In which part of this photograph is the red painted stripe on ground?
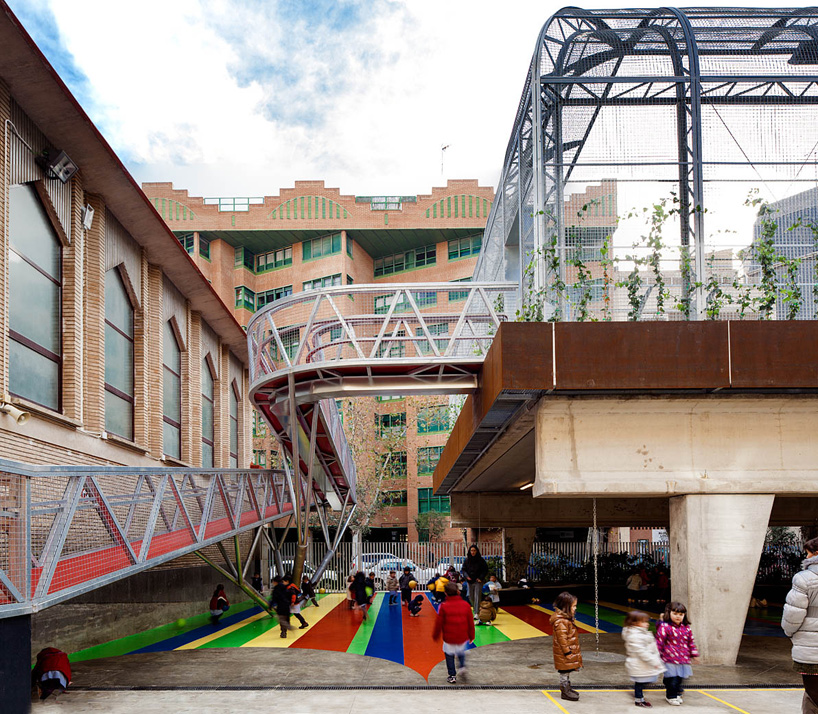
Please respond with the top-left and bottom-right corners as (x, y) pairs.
(501, 605), (554, 635)
(290, 598), (360, 652)
(401, 595), (446, 681)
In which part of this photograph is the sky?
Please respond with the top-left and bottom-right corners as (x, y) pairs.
(8, 0), (554, 198)
(9, 0), (790, 203)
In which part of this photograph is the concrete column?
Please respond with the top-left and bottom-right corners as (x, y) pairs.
(503, 527), (537, 583)
(669, 493), (773, 665)
(0, 614), (31, 713)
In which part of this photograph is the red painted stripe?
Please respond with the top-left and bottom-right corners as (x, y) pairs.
(290, 598), (359, 652)
(401, 595), (445, 681)
(501, 605), (554, 635)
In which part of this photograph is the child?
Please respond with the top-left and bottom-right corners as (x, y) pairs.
(301, 575), (319, 607)
(346, 574), (355, 609)
(483, 573), (501, 606)
(251, 572), (263, 593)
(31, 647), (71, 701)
(433, 575), (450, 604)
(478, 595), (497, 625)
(622, 610), (665, 708)
(287, 578), (309, 630)
(655, 601), (699, 706)
(432, 582), (475, 684)
(209, 584), (230, 623)
(385, 570), (399, 605)
(399, 566), (415, 607)
(408, 594), (424, 616)
(351, 571), (371, 620)
(550, 591), (582, 701)
(366, 572), (377, 604)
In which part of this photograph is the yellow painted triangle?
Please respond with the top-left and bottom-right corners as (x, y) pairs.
(242, 593), (346, 648)
(175, 609), (272, 651)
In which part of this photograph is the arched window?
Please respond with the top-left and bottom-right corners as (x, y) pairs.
(163, 322), (182, 459)
(229, 383), (239, 468)
(202, 358), (215, 467)
(104, 268), (134, 440)
(8, 185), (62, 410)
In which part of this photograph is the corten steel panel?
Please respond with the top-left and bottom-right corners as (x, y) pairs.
(433, 322), (553, 492)
(730, 321), (818, 388)
(554, 322), (730, 390)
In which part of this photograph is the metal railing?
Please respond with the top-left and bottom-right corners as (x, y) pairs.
(0, 459), (297, 617)
(247, 282), (519, 391)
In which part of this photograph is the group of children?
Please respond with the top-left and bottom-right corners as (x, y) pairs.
(550, 591), (698, 706)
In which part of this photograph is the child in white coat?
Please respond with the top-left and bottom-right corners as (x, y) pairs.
(622, 610), (665, 708)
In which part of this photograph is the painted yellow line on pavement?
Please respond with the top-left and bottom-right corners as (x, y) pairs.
(493, 608), (547, 641)
(175, 610), (272, 650)
(698, 690), (752, 713)
(542, 690), (571, 713)
(533, 604), (603, 634)
(242, 593), (345, 647)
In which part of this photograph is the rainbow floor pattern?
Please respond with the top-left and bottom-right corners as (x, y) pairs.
(68, 594), (785, 680)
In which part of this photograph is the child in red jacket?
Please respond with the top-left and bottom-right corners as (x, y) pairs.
(432, 581), (475, 684)
(31, 647), (71, 700)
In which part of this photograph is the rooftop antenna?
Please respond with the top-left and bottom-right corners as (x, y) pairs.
(441, 144), (450, 176)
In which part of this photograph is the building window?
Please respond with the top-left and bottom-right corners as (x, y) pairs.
(382, 490), (408, 507)
(256, 246), (292, 272)
(104, 269), (134, 440)
(418, 487), (450, 514)
(198, 235), (211, 260)
(417, 446), (444, 475)
(346, 236), (353, 257)
(374, 292), (435, 314)
(177, 233), (195, 254)
(163, 322), (182, 459)
(202, 359), (215, 467)
(229, 384), (239, 468)
(252, 409), (268, 437)
(375, 329), (405, 358)
(416, 322), (448, 355)
(377, 412), (406, 438)
(448, 235), (482, 260)
(449, 277), (472, 302)
(303, 274), (342, 291)
(376, 395), (403, 402)
(257, 285), (292, 309)
(8, 185), (62, 411)
(302, 233), (342, 261)
(374, 244), (436, 277)
(417, 405), (450, 434)
(253, 449), (267, 468)
(235, 286), (256, 311)
(380, 451), (407, 478)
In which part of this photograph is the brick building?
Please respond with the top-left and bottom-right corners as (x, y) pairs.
(144, 180), (494, 540)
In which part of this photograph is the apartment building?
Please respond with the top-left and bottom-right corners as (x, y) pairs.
(144, 180), (494, 540)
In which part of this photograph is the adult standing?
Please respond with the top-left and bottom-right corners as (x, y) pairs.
(782, 536), (818, 714)
(462, 544), (489, 617)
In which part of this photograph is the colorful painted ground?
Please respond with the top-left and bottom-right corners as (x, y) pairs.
(69, 594), (785, 680)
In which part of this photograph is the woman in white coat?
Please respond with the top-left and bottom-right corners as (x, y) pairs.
(622, 610), (665, 708)
(782, 537), (818, 714)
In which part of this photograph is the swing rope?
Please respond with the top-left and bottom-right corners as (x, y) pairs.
(593, 496), (600, 655)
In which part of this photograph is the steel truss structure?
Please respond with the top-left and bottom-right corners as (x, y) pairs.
(474, 7), (818, 320)
(0, 459), (349, 618)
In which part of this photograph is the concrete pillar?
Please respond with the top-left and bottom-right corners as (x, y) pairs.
(503, 527), (537, 583)
(669, 494), (773, 665)
(0, 614), (31, 712)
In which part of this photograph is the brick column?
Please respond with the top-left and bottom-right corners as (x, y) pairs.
(146, 264), (164, 458)
(61, 175), (85, 422)
(133, 249), (150, 448)
(189, 312), (203, 466)
(82, 193), (105, 432)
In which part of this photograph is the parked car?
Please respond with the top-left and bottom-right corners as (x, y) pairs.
(370, 558), (436, 589)
(277, 560), (339, 588)
(435, 556), (466, 576)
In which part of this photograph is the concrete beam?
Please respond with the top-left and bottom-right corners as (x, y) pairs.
(450, 492), (669, 528)
(535, 396), (818, 497)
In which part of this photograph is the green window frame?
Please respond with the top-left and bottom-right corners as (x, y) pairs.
(417, 405), (450, 434)
(417, 446), (444, 475)
(448, 235), (482, 261)
(376, 412), (406, 438)
(303, 274), (342, 291)
(373, 244), (437, 277)
(235, 286), (256, 311)
(256, 246), (293, 272)
(375, 329), (406, 358)
(380, 451), (407, 478)
(198, 235), (210, 260)
(302, 233), (342, 261)
(418, 487), (450, 514)
(346, 236), (353, 257)
(253, 449), (267, 468)
(415, 322), (448, 355)
(257, 285), (292, 309)
(177, 233), (195, 254)
(448, 278), (471, 302)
